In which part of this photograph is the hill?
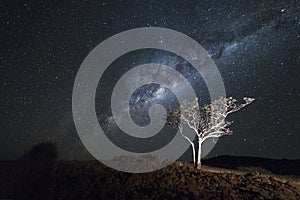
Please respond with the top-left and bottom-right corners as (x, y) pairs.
(0, 159), (300, 199)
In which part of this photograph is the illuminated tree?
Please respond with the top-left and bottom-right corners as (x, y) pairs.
(167, 97), (255, 169)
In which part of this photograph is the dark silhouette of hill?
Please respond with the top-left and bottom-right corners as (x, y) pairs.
(0, 159), (299, 199)
(203, 155), (300, 176)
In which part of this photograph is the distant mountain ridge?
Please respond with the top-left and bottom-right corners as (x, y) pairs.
(203, 155), (300, 176)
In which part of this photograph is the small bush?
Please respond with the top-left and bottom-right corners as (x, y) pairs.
(21, 141), (58, 161)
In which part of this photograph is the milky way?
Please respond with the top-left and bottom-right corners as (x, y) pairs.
(0, 0), (299, 160)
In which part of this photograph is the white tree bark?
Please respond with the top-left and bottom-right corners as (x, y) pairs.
(179, 127), (196, 168)
(191, 142), (196, 168)
(197, 137), (202, 169)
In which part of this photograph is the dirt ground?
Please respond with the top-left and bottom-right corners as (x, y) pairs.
(0, 160), (299, 199)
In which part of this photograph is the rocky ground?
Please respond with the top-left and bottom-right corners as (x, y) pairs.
(0, 160), (300, 199)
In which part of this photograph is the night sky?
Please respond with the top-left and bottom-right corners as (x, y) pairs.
(0, 0), (299, 161)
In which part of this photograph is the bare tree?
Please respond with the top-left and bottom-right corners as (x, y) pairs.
(166, 96), (255, 169)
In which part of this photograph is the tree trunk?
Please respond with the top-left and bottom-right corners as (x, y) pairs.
(190, 143), (196, 169)
(196, 138), (202, 169)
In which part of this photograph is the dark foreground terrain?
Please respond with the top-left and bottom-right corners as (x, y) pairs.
(1, 159), (300, 199)
(204, 155), (300, 176)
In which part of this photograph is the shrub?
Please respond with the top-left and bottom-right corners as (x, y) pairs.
(21, 141), (58, 161)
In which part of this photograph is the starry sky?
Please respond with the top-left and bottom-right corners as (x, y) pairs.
(0, 0), (299, 160)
